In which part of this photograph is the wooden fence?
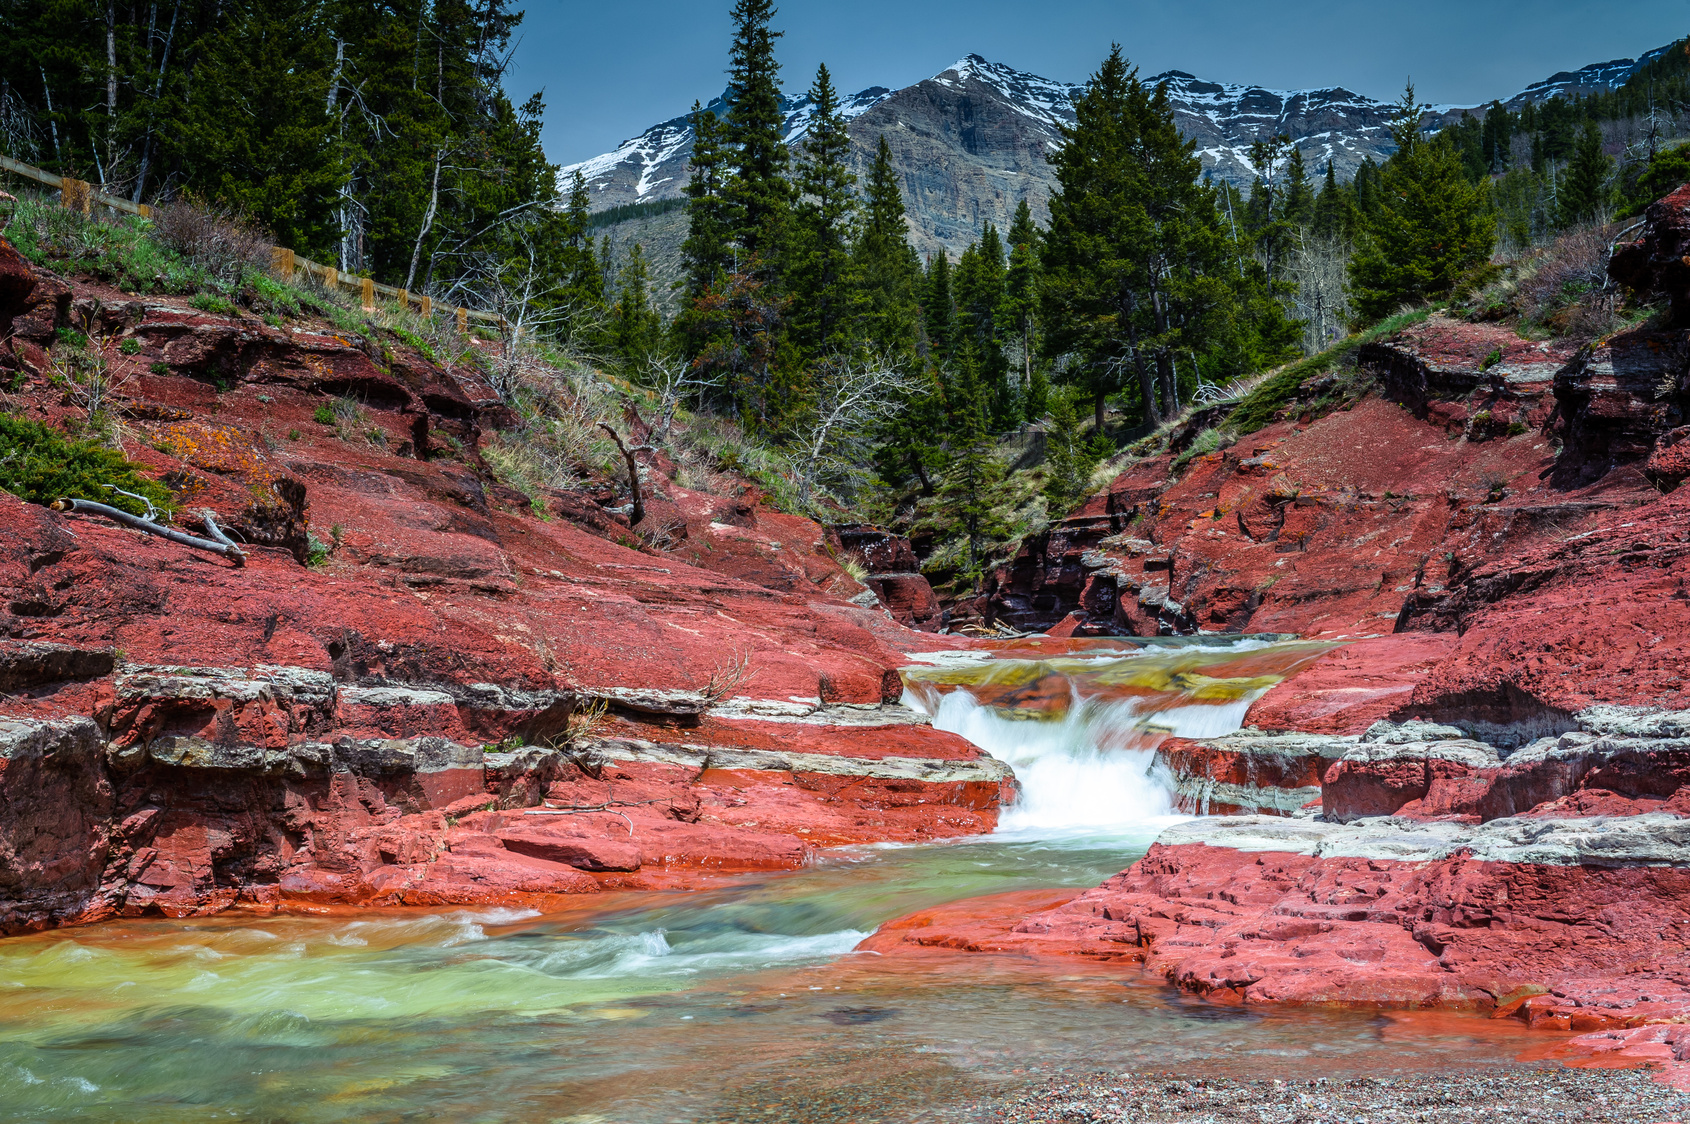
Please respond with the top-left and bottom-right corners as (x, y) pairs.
(0, 153), (504, 330)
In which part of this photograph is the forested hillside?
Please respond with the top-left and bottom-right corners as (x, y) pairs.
(3, 1), (1688, 607)
(0, 0), (575, 306)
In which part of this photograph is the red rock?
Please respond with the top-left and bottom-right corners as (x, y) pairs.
(496, 826), (642, 871)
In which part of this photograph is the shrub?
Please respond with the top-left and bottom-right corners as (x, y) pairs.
(149, 200), (271, 287)
(312, 404), (335, 425)
(119, 338), (142, 355)
(0, 413), (173, 515)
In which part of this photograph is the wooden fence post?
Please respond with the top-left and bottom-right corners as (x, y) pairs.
(137, 203), (152, 219)
(456, 307), (468, 334)
(60, 178), (91, 215)
(325, 266), (338, 290)
(420, 295), (432, 318)
(398, 288), (409, 313)
(271, 247), (295, 282)
(361, 277), (375, 312)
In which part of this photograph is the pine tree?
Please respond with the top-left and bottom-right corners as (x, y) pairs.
(1557, 120), (1612, 228)
(723, 0), (790, 260)
(1281, 146), (1314, 228)
(789, 63), (860, 354)
(955, 224), (1012, 425)
(1041, 46), (1260, 433)
(1041, 390), (1090, 518)
(611, 244), (663, 363)
(682, 101), (734, 299)
(935, 364), (1009, 577)
(1001, 199), (1042, 420)
(923, 250), (956, 365)
(559, 170), (603, 311)
(1311, 161), (1354, 240)
(1349, 82), (1496, 319)
(854, 135), (923, 357)
(1482, 102), (1513, 172)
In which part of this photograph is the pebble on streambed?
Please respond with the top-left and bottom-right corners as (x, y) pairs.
(977, 1068), (1690, 1123)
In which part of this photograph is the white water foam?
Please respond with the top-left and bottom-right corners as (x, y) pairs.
(913, 674), (1270, 842)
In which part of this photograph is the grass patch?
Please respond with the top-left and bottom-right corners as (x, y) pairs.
(1224, 306), (1437, 435)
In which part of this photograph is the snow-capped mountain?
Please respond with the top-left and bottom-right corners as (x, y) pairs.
(572, 42), (1674, 262)
(565, 83), (893, 204)
(1503, 43), (1675, 108)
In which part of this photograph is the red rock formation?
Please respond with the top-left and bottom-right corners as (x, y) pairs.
(0, 242), (1006, 933)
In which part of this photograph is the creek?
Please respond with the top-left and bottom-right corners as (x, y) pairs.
(0, 639), (1545, 1122)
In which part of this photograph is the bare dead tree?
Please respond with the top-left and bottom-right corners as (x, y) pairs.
(596, 421), (645, 527)
(790, 352), (920, 507)
(637, 351), (712, 448)
(1286, 230), (1352, 354)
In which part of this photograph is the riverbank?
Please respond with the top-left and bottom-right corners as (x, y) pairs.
(974, 1068), (1690, 1123)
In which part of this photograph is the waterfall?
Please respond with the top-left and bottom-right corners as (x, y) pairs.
(903, 640), (1324, 839)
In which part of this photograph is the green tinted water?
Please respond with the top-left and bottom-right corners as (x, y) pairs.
(0, 640), (1542, 1122)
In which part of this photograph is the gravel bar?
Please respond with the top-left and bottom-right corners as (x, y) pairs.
(974, 1069), (1690, 1123)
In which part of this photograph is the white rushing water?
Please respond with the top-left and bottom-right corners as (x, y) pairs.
(908, 651), (1275, 842)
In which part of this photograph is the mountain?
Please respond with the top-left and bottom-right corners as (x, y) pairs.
(573, 43), (1672, 270)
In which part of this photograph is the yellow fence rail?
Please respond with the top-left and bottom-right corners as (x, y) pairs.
(1, 153), (505, 331)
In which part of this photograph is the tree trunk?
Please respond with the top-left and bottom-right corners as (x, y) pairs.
(597, 423), (645, 527)
(104, 0), (117, 187)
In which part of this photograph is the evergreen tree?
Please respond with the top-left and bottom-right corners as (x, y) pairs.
(1311, 161), (1354, 240)
(1281, 146), (1314, 228)
(1349, 83), (1496, 319)
(559, 170), (603, 311)
(681, 101), (734, 299)
(611, 244), (663, 362)
(1041, 46), (1266, 433)
(935, 364), (1009, 576)
(1001, 199), (1043, 419)
(1557, 120), (1612, 228)
(789, 63), (859, 353)
(723, 0), (790, 260)
(954, 225), (1012, 424)
(1041, 390), (1094, 517)
(854, 135), (923, 357)
(923, 250), (956, 365)
(1482, 102), (1513, 172)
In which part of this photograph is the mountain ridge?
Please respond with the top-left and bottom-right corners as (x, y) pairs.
(575, 41), (1672, 265)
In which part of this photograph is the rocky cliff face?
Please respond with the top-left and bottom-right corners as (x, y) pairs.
(567, 43), (1672, 259)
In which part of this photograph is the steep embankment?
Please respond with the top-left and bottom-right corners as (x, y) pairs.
(871, 190), (1690, 1083)
(0, 237), (1001, 933)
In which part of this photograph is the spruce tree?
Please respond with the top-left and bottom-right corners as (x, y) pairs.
(936, 364), (1009, 577)
(1041, 46), (1260, 433)
(1002, 199), (1043, 420)
(723, 0), (790, 260)
(789, 63), (860, 354)
(1349, 83), (1496, 319)
(1281, 146), (1314, 229)
(560, 170), (603, 311)
(1557, 120), (1612, 228)
(1041, 390), (1090, 518)
(923, 250), (957, 365)
(1311, 161), (1353, 240)
(682, 101), (734, 299)
(611, 244), (663, 363)
(854, 135), (923, 357)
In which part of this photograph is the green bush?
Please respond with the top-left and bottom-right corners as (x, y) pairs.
(0, 414), (174, 515)
(313, 404), (336, 425)
(5, 193), (215, 294)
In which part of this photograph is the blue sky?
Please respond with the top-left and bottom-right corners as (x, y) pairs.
(509, 1), (1688, 167)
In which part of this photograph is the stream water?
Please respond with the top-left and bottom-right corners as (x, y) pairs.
(0, 639), (1549, 1123)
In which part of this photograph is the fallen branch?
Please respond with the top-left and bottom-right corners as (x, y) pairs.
(596, 421), (645, 527)
(195, 508), (243, 551)
(51, 498), (246, 566)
